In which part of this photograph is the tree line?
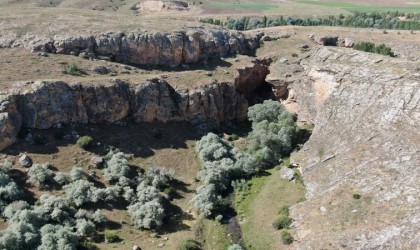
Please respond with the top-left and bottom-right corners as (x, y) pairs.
(199, 11), (420, 31)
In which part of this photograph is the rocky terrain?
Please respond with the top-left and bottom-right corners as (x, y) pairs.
(267, 46), (419, 249)
(1, 29), (261, 67)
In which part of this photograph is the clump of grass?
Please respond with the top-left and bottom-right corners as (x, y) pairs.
(178, 239), (201, 250)
(104, 230), (120, 243)
(64, 63), (86, 76)
(280, 230), (294, 245)
(353, 193), (361, 200)
(77, 136), (93, 149)
(291, 53), (298, 57)
(273, 205), (292, 230)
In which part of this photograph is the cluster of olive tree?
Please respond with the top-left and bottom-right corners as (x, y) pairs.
(0, 161), (23, 214)
(192, 133), (257, 216)
(247, 100), (296, 166)
(104, 150), (132, 186)
(0, 192), (108, 249)
(26, 163), (54, 189)
(125, 167), (174, 229)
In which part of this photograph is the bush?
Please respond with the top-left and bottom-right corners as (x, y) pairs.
(127, 199), (165, 229)
(163, 186), (176, 198)
(178, 239), (201, 250)
(2, 200), (29, 219)
(191, 184), (218, 217)
(26, 163), (54, 189)
(64, 180), (98, 207)
(196, 133), (232, 162)
(104, 152), (130, 183)
(0, 172), (23, 213)
(76, 219), (96, 237)
(143, 166), (175, 189)
(70, 167), (88, 181)
(39, 224), (80, 249)
(104, 230), (120, 243)
(280, 230), (294, 245)
(273, 214), (292, 230)
(64, 63), (86, 76)
(77, 136), (93, 149)
(353, 41), (394, 57)
(54, 172), (71, 185)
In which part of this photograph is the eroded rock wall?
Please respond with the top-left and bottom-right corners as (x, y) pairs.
(268, 47), (419, 249)
(6, 29), (261, 67)
(0, 79), (249, 151)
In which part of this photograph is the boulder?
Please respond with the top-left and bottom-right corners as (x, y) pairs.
(19, 154), (32, 167)
(92, 66), (109, 75)
(90, 156), (104, 168)
(132, 246), (141, 250)
(279, 166), (296, 181)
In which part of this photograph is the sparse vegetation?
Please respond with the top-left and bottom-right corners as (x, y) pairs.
(64, 63), (86, 76)
(178, 239), (201, 250)
(104, 230), (120, 243)
(280, 229), (294, 245)
(353, 42), (395, 57)
(77, 136), (93, 149)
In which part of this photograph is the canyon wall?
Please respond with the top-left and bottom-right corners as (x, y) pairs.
(4, 29), (262, 67)
(0, 78), (249, 151)
(268, 47), (419, 249)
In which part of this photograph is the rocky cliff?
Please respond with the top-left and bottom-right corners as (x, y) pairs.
(268, 47), (419, 249)
(4, 29), (261, 67)
(0, 78), (249, 151)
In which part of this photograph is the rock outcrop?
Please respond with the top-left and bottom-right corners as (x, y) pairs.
(4, 29), (261, 68)
(0, 78), (248, 151)
(268, 47), (419, 249)
(135, 0), (190, 12)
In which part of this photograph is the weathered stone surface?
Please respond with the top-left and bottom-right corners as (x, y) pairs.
(4, 29), (261, 68)
(19, 154), (32, 167)
(92, 66), (109, 75)
(0, 78), (251, 151)
(279, 166), (296, 181)
(270, 47), (420, 249)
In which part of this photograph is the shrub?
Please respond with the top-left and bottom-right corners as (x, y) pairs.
(0, 160), (13, 173)
(38, 224), (80, 250)
(64, 180), (98, 207)
(70, 167), (88, 181)
(2, 200), (30, 219)
(353, 41), (394, 57)
(280, 230), (294, 245)
(0, 172), (23, 213)
(54, 172), (71, 185)
(77, 136), (93, 149)
(104, 230), (120, 243)
(178, 239), (201, 250)
(76, 219), (96, 237)
(64, 63), (86, 76)
(27, 163), (54, 189)
(163, 186), (176, 198)
(273, 214), (292, 230)
(291, 53), (298, 57)
(127, 199), (165, 229)
(353, 193), (361, 199)
(92, 210), (108, 224)
(191, 184), (218, 217)
(196, 133), (232, 162)
(143, 166), (175, 189)
(104, 152), (130, 183)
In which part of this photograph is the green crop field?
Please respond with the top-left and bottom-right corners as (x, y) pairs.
(199, 0), (420, 16)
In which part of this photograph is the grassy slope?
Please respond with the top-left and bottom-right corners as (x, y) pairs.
(234, 164), (305, 250)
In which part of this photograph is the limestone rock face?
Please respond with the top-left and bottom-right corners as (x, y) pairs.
(268, 47), (420, 249)
(0, 78), (249, 151)
(5, 29), (261, 68)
